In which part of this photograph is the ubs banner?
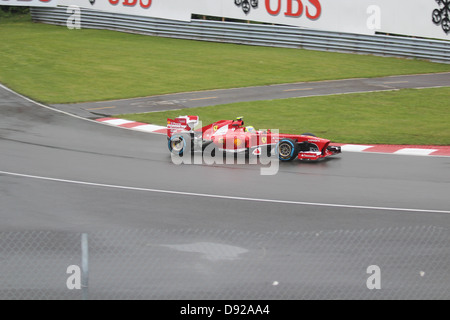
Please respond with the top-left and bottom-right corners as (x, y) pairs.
(1, 0), (449, 40)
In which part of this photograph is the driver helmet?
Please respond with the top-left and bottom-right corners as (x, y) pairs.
(245, 126), (255, 133)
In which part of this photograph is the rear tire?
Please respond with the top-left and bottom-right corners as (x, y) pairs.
(276, 139), (298, 161)
(168, 134), (188, 156)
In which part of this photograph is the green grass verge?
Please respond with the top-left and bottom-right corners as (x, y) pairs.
(116, 87), (450, 145)
(1, 15), (450, 104)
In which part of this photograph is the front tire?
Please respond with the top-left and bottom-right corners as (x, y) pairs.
(276, 139), (298, 161)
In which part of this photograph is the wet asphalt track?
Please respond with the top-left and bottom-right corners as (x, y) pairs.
(1, 83), (449, 300)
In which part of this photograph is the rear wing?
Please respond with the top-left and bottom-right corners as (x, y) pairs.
(167, 115), (199, 137)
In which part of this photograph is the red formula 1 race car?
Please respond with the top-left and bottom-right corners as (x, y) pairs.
(167, 115), (341, 161)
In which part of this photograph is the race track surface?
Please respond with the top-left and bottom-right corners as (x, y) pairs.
(1, 83), (449, 300)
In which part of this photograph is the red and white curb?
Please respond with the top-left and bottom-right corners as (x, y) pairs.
(96, 117), (168, 134)
(96, 118), (450, 157)
(332, 144), (450, 157)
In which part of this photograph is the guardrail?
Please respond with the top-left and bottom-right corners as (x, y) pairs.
(30, 6), (450, 64)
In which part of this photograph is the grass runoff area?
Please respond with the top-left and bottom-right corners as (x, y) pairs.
(1, 13), (449, 145)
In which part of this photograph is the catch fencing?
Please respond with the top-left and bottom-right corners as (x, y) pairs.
(1, 226), (449, 300)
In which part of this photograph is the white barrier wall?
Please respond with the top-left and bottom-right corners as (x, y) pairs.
(2, 0), (450, 40)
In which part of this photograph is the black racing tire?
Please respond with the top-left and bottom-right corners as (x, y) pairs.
(168, 134), (189, 156)
(276, 139), (299, 161)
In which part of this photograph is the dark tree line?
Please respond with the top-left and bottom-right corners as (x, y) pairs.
(0, 6), (30, 17)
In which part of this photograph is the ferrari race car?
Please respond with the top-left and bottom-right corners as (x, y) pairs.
(167, 115), (341, 161)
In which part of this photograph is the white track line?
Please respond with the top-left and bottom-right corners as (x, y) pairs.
(0, 83), (98, 124)
(0, 83), (162, 135)
(1, 170), (449, 214)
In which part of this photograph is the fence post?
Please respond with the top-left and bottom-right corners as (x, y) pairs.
(81, 233), (89, 300)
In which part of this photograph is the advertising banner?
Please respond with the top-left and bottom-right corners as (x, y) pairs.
(56, 0), (192, 21)
(190, 0), (449, 40)
(1, 0), (449, 40)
